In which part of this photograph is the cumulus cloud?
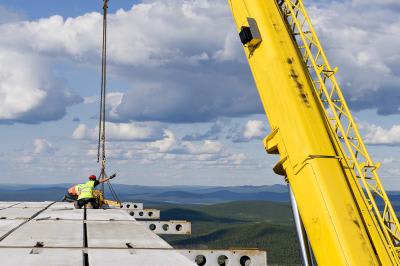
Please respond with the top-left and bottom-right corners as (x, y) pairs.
(231, 120), (266, 143)
(1, 0), (396, 126)
(106, 0), (260, 123)
(72, 122), (165, 141)
(142, 129), (245, 165)
(0, 49), (82, 123)
(0, 0), (261, 123)
(81, 128), (246, 166)
(34, 139), (55, 154)
(363, 123), (400, 145)
(145, 130), (222, 154)
(184, 140), (223, 155)
(243, 120), (265, 139)
(106, 92), (124, 120)
(0, 1), (242, 66)
(146, 130), (180, 153)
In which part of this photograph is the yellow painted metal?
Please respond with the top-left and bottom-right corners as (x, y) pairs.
(93, 190), (121, 208)
(228, 0), (400, 264)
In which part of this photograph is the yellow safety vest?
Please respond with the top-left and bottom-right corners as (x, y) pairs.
(77, 180), (96, 200)
(76, 184), (85, 195)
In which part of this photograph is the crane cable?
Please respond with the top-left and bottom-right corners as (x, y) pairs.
(97, 0), (108, 172)
(96, 0), (121, 205)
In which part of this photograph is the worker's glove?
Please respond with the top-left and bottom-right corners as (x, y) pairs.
(110, 173), (116, 179)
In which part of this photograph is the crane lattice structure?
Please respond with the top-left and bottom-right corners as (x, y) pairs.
(279, 0), (400, 261)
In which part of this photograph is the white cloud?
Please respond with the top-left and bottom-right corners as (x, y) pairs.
(33, 139), (55, 154)
(143, 130), (245, 165)
(107, 92), (124, 119)
(0, 0), (262, 123)
(0, 50), (45, 119)
(107, 122), (164, 141)
(146, 130), (222, 155)
(0, 1), (238, 66)
(72, 122), (165, 141)
(146, 130), (179, 152)
(184, 140), (222, 155)
(78, 128), (245, 167)
(363, 123), (400, 145)
(213, 33), (243, 62)
(243, 120), (265, 140)
(0, 49), (81, 123)
(0, 0), (398, 126)
(72, 124), (95, 140)
(231, 120), (266, 142)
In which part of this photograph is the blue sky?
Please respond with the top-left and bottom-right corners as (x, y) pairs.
(0, 0), (399, 187)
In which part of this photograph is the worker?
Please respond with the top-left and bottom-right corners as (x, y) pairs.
(63, 183), (84, 202)
(75, 173), (116, 209)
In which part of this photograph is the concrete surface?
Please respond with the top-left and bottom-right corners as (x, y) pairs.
(0, 248), (83, 266)
(0, 220), (83, 247)
(35, 208), (83, 220)
(89, 249), (196, 266)
(87, 220), (171, 248)
(0, 208), (44, 219)
(0, 201), (268, 265)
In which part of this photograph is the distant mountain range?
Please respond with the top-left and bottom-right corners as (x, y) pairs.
(1, 184), (400, 209)
(0, 184), (289, 204)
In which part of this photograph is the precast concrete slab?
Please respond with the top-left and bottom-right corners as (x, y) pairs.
(0, 202), (21, 209)
(0, 207), (45, 219)
(0, 220), (83, 247)
(12, 202), (54, 208)
(35, 208), (83, 221)
(119, 202), (144, 210)
(127, 209), (160, 219)
(141, 220), (192, 235)
(49, 202), (76, 209)
(87, 221), (171, 248)
(86, 208), (134, 221)
(0, 248), (83, 266)
(178, 249), (268, 266)
(0, 201), (268, 265)
(89, 248), (196, 266)
(0, 220), (26, 239)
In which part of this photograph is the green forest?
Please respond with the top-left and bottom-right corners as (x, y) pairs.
(156, 201), (302, 265)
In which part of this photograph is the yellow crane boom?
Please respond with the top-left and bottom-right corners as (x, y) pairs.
(228, 0), (400, 264)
